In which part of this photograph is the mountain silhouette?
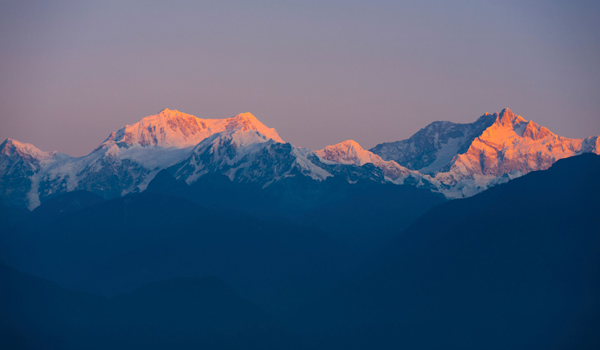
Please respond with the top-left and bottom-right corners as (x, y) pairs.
(0, 191), (354, 316)
(292, 153), (600, 349)
(0, 262), (302, 350)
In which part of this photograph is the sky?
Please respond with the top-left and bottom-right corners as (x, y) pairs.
(1, 0), (599, 156)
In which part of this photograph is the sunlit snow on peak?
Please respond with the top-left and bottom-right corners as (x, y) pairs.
(104, 110), (283, 149)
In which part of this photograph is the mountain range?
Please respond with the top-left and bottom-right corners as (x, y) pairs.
(1, 106), (599, 349)
(290, 153), (600, 349)
(2, 108), (598, 209)
(2, 152), (599, 349)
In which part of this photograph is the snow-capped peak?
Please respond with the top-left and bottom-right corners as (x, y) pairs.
(370, 107), (599, 198)
(0, 138), (55, 160)
(104, 109), (210, 148)
(495, 108), (526, 127)
(316, 139), (423, 184)
(520, 120), (555, 140)
(316, 140), (378, 166)
(434, 108), (599, 197)
(174, 127), (331, 186)
(231, 112), (259, 123)
(489, 108), (557, 140)
(223, 112), (284, 143)
(104, 109), (283, 149)
(475, 109), (557, 150)
(196, 128), (273, 155)
(2, 107), (597, 210)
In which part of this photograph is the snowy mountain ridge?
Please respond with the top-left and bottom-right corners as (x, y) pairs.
(1, 109), (335, 209)
(315, 140), (435, 186)
(1, 108), (598, 209)
(103, 108), (283, 148)
(173, 129), (332, 186)
(1, 138), (58, 162)
(370, 113), (497, 174)
(371, 108), (600, 198)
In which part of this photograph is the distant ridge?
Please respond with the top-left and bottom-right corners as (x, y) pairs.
(1, 108), (598, 208)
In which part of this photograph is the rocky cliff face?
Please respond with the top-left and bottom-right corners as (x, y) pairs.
(434, 109), (600, 197)
(370, 113), (497, 174)
(371, 108), (600, 198)
(172, 129), (332, 186)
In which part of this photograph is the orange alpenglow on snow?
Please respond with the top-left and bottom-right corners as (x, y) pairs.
(1, 107), (599, 210)
(104, 108), (284, 148)
(440, 108), (599, 179)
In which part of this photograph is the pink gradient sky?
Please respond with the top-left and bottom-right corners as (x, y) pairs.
(1, 0), (599, 156)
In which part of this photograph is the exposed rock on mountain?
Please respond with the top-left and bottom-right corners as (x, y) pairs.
(0, 110), (290, 209)
(172, 129), (332, 186)
(2, 108), (598, 208)
(0, 139), (67, 208)
(370, 113), (497, 174)
(315, 140), (436, 187)
(372, 108), (600, 198)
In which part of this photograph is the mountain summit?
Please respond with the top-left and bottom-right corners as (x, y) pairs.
(371, 108), (600, 197)
(316, 140), (375, 166)
(315, 140), (426, 185)
(104, 109), (283, 148)
(1, 138), (56, 161)
(0, 139), (66, 207)
(0, 110), (288, 208)
(1, 108), (598, 208)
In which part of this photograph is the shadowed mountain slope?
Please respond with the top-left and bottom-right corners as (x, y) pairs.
(292, 153), (600, 349)
(0, 263), (303, 350)
(146, 170), (446, 254)
(0, 191), (353, 316)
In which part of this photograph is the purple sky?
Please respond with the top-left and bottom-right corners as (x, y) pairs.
(1, 0), (599, 156)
